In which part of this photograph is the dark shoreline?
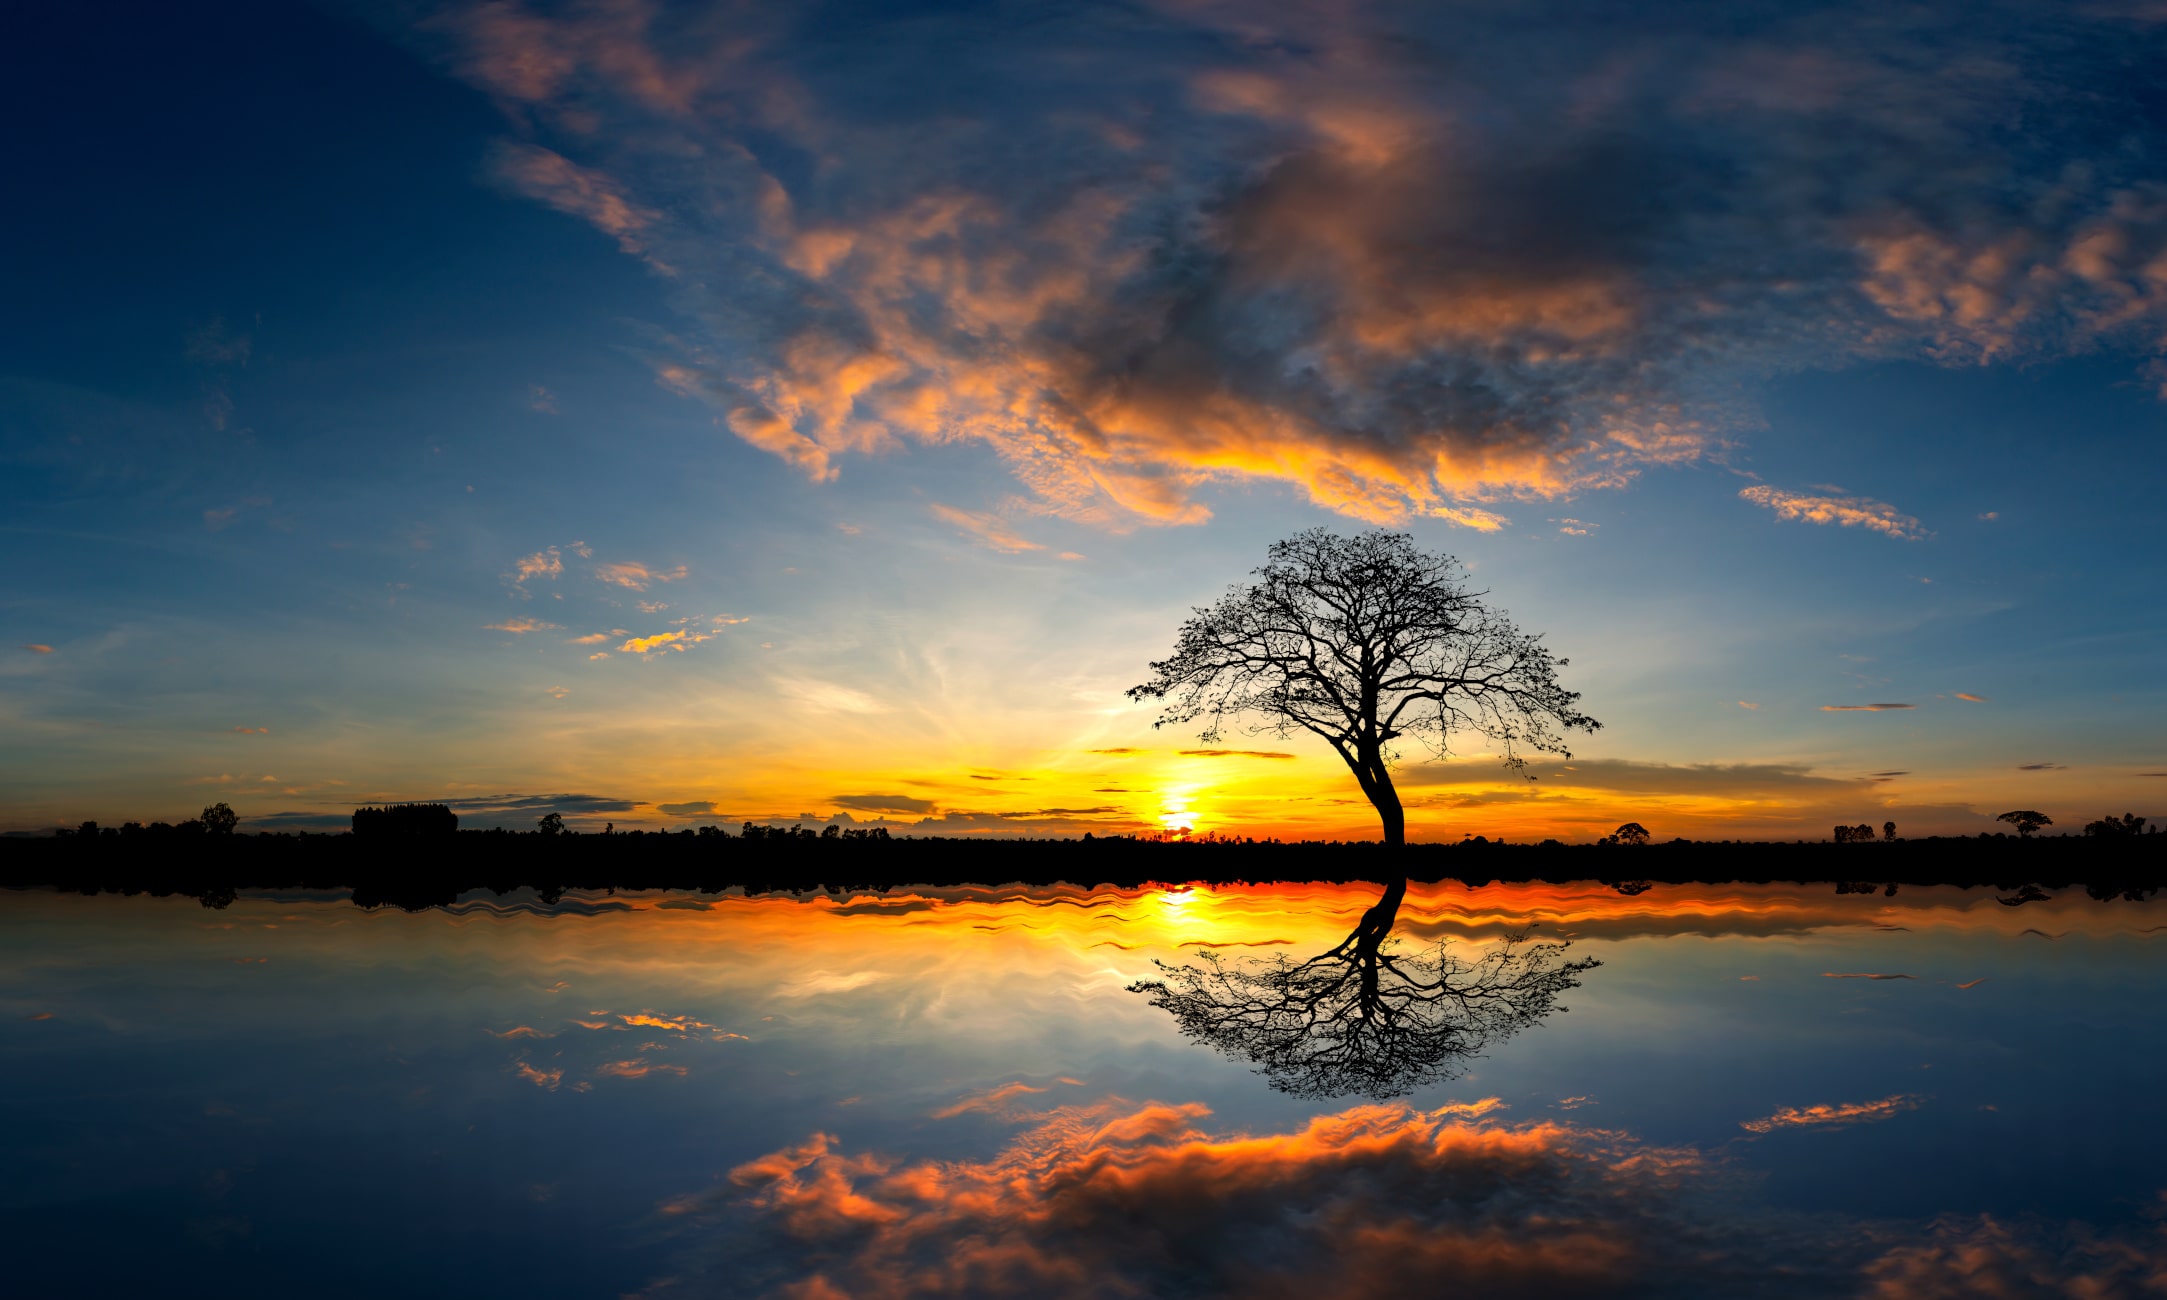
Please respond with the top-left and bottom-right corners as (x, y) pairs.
(3, 832), (2158, 910)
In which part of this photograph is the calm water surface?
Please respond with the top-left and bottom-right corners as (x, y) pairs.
(3, 880), (2162, 1297)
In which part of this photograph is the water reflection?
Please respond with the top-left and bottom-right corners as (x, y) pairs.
(1129, 876), (1597, 1098)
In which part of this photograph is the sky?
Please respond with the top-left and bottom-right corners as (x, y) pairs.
(3, 0), (2165, 839)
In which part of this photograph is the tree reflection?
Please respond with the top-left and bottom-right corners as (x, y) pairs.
(1128, 877), (1599, 1100)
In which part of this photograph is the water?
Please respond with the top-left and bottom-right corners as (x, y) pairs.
(2, 880), (2161, 1296)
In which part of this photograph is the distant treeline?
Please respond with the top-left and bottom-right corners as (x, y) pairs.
(3, 823), (2159, 912)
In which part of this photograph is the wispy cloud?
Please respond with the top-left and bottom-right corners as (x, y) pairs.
(832, 794), (936, 814)
(1738, 487), (1927, 540)
(1178, 748), (1297, 760)
(930, 504), (1045, 553)
(1820, 703), (1914, 712)
(2016, 762), (2065, 771)
(1954, 692), (1989, 702)
(594, 560), (687, 591)
(487, 617), (563, 634)
(23, 644), (54, 655)
(1740, 1094), (1924, 1134)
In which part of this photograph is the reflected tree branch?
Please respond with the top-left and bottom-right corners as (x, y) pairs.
(1128, 878), (1599, 1099)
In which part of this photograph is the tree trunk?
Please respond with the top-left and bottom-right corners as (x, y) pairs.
(1369, 766), (1405, 847)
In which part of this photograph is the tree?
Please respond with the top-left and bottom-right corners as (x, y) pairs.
(1128, 529), (1600, 845)
(1997, 810), (2052, 838)
(537, 812), (565, 836)
(201, 802), (238, 835)
(1613, 821), (1649, 846)
(1883, 821), (1897, 841)
(1128, 876), (1596, 1099)
(2084, 812), (2148, 837)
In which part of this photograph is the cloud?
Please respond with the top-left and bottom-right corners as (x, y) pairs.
(509, 547), (563, 589)
(1820, 703), (1914, 712)
(567, 632), (614, 645)
(594, 561), (688, 591)
(1088, 747), (1145, 755)
(929, 1080), (1055, 1120)
(1953, 693), (1989, 702)
(1822, 972), (1915, 981)
(2016, 762), (2066, 771)
(657, 801), (717, 817)
(430, 2), (2167, 530)
(1738, 487), (1928, 540)
(1739, 1093), (1925, 1134)
(660, 1094), (2140, 1299)
(929, 503), (1045, 553)
(1736, 701), (1759, 710)
(22, 644), (53, 654)
(487, 617), (563, 634)
(230, 726), (270, 735)
(1410, 758), (1859, 796)
(530, 384), (558, 413)
(831, 794), (937, 814)
(597, 1058), (689, 1079)
(1178, 748), (1298, 760)
(491, 141), (664, 264)
(618, 629), (709, 655)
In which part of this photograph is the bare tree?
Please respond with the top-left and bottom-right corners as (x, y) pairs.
(1129, 877), (1598, 1099)
(1127, 528), (1600, 844)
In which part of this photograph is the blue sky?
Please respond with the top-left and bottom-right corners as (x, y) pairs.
(4, 0), (2164, 837)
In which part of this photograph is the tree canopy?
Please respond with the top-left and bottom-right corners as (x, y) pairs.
(1128, 528), (1599, 844)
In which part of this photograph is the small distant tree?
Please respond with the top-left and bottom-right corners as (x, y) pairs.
(1613, 822), (1649, 846)
(537, 812), (565, 836)
(1997, 810), (2052, 838)
(1883, 821), (1897, 841)
(201, 802), (238, 835)
(1129, 529), (1599, 846)
(2084, 813), (2148, 837)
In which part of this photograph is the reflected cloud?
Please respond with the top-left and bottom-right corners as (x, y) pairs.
(1741, 1094), (1925, 1134)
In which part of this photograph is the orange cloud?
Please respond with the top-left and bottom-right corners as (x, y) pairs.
(929, 503), (1045, 553)
(23, 644), (53, 654)
(619, 629), (710, 655)
(567, 632), (613, 645)
(928, 1080), (1064, 1120)
(1954, 692), (1989, 702)
(595, 561), (688, 591)
(1820, 703), (1914, 712)
(230, 726), (270, 735)
(1739, 486), (1928, 540)
(492, 142), (664, 263)
(486, 618), (563, 634)
(509, 547), (563, 587)
(512, 1061), (564, 1090)
(1739, 1093), (1924, 1134)
(597, 1058), (690, 1079)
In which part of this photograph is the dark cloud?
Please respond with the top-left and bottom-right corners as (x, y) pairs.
(831, 793), (937, 814)
(656, 801), (717, 816)
(2016, 762), (2066, 771)
(426, 0), (2167, 527)
(1408, 758), (1859, 795)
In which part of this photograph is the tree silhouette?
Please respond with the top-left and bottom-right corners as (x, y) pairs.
(1884, 821), (1897, 841)
(1128, 529), (1599, 845)
(1997, 810), (2052, 838)
(1128, 877), (1598, 1099)
(1613, 821), (1650, 846)
(537, 812), (565, 836)
(2084, 812), (2149, 837)
(201, 802), (238, 835)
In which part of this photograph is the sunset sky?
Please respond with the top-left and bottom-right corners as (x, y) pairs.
(5, 0), (2164, 839)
